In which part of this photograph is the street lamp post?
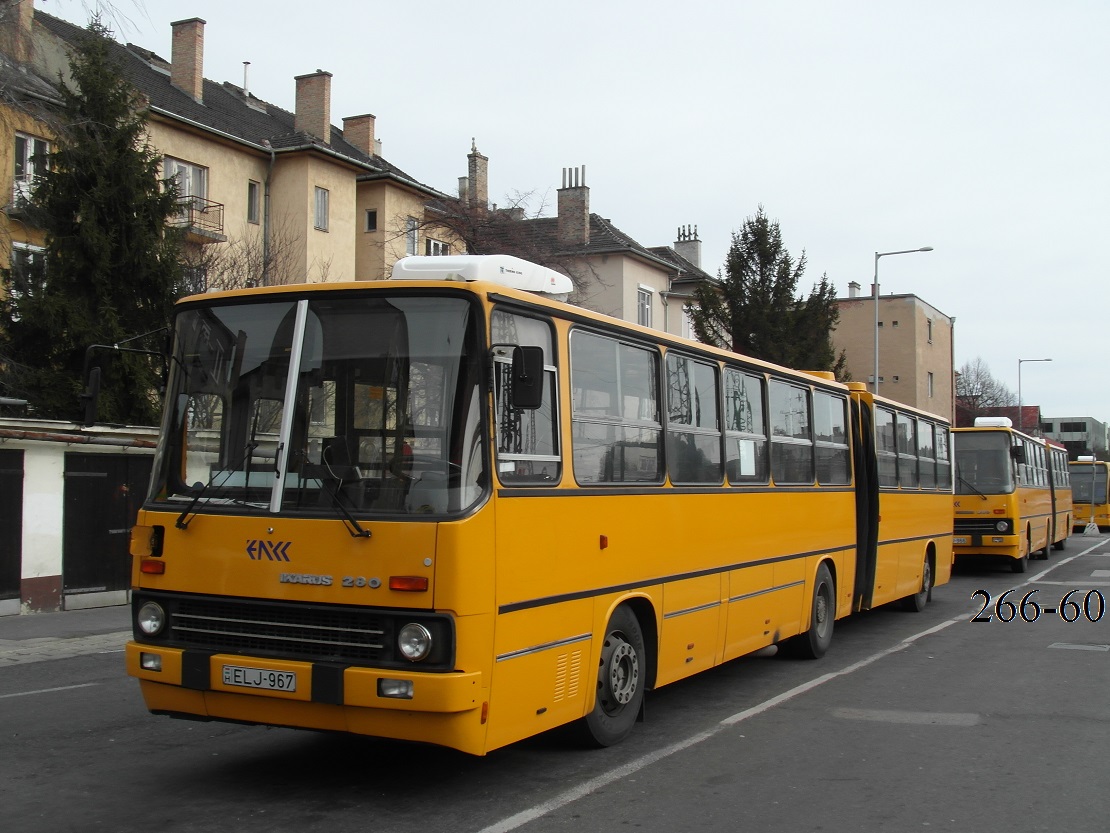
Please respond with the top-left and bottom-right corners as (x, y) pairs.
(872, 247), (934, 394)
(1017, 358), (1052, 432)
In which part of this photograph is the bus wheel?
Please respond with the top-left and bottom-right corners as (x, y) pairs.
(781, 564), (835, 659)
(902, 554), (932, 612)
(1011, 540), (1029, 574)
(581, 605), (645, 747)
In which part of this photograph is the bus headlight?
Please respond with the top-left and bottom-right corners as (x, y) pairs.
(398, 623), (433, 662)
(995, 521), (1011, 533)
(137, 601), (166, 636)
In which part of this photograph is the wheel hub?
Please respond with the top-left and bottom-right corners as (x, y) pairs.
(601, 637), (639, 708)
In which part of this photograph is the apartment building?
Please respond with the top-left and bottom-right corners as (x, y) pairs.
(1, 0), (457, 291)
(456, 153), (712, 336)
(834, 283), (955, 421)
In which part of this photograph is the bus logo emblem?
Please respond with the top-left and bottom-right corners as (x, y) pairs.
(246, 540), (292, 561)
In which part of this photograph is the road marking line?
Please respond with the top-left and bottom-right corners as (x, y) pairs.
(1048, 643), (1110, 651)
(475, 616), (961, 833)
(831, 707), (980, 725)
(0, 683), (99, 699)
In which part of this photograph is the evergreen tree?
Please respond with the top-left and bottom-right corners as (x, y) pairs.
(688, 206), (847, 377)
(0, 17), (183, 423)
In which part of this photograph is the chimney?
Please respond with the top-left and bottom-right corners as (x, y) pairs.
(342, 113), (376, 156)
(674, 224), (702, 268)
(0, 0), (34, 63)
(557, 166), (589, 246)
(458, 176), (469, 203)
(295, 70), (332, 143)
(848, 281), (861, 299)
(170, 18), (205, 103)
(468, 139), (488, 211)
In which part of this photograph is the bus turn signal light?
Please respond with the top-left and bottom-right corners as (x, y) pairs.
(389, 576), (428, 592)
(140, 558), (166, 575)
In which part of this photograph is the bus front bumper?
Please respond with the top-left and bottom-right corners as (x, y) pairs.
(952, 533), (1020, 558)
(126, 642), (483, 715)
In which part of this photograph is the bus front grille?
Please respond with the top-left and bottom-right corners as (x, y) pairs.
(954, 518), (1012, 535)
(132, 592), (454, 670)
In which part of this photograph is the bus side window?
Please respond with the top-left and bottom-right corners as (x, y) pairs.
(666, 353), (722, 484)
(875, 407), (898, 487)
(896, 412), (919, 488)
(935, 426), (951, 489)
(571, 331), (662, 485)
(768, 379), (813, 484)
(491, 310), (561, 485)
(814, 391), (850, 485)
(724, 368), (768, 484)
(918, 418), (937, 488)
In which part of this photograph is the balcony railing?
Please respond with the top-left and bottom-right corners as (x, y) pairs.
(170, 195), (226, 241)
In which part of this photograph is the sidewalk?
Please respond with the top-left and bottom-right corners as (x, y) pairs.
(0, 604), (131, 668)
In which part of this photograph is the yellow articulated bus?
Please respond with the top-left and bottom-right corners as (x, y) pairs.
(952, 417), (1071, 572)
(1070, 457), (1110, 532)
(122, 254), (953, 756)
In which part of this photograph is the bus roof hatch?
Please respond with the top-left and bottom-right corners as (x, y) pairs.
(973, 417), (1013, 428)
(390, 255), (573, 299)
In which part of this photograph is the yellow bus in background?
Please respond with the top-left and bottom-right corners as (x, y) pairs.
(952, 418), (1070, 572)
(121, 254), (952, 756)
(1070, 457), (1110, 532)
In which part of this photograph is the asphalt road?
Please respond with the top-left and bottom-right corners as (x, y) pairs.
(3, 534), (1109, 832)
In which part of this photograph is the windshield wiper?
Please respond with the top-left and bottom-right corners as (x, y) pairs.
(176, 441), (258, 529)
(317, 475), (372, 539)
(956, 473), (988, 500)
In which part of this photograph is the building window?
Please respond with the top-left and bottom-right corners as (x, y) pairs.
(927, 371), (934, 398)
(165, 157), (208, 206)
(425, 238), (449, 256)
(13, 132), (49, 204)
(927, 319), (934, 343)
(405, 217), (418, 255)
(8, 243), (46, 321)
(247, 180), (260, 224)
(365, 209), (377, 232)
(637, 287), (652, 327)
(892, 320), (899, 328)
(314, 187), (329, 231)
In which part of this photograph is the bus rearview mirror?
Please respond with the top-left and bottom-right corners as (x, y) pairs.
(511, 346), (544, 410)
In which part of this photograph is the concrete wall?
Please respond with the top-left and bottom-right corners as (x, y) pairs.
(0, 419), (157, 616)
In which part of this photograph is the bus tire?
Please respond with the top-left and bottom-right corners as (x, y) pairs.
(781, 564), (835, 659)
(580, 605), (645, 747)
(901, 553), (933, 612)
(1011, 544), (1029, 574)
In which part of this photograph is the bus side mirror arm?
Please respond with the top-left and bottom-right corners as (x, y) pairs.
(79, 338), (171, 427)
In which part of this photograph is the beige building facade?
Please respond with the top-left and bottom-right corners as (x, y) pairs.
(835, 288), (955, 421)
(0, 1), (459, 293)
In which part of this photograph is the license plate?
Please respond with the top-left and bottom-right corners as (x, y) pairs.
(953, 536), (968, 545)
(222, 664), (297, 692)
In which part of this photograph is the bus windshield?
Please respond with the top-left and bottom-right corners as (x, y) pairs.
(953, 431), (1015, 495)
(1071, 464), (1108, 504)
(148, 293), (487, 518)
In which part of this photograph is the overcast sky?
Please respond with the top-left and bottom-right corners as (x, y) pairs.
(50, 0), (1110, 421)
